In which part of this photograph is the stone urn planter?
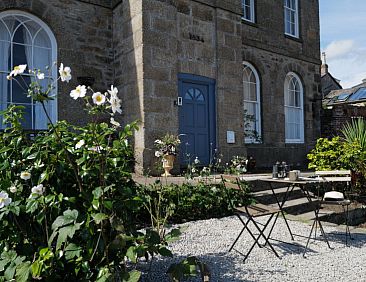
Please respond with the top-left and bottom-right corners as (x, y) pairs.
(162, 154), (175, 177)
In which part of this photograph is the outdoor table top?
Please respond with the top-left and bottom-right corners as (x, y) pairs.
(261, 176), (350, 184)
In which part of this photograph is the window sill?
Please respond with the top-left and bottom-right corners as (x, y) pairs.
(241, 18), (257, 27)
(285, 140), (305, 144)
(284, 34), (302, 43)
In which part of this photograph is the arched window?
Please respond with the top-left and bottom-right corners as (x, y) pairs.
(284, 72), (304, 143)
(243, 62), (261, 143)
(0, 11), (57, 129)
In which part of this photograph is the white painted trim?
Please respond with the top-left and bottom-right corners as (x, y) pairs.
(284, 71), (304, 143)
(284, 0), (299, 38)
(243, 61), (261, 143)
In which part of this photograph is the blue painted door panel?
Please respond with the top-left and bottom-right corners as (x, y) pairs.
(178, 74), (216, 166)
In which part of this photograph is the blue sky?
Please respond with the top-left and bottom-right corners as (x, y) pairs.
(320, 0), (366, 88)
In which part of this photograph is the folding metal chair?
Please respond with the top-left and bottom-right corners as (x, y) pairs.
(221, 175), (281, 262)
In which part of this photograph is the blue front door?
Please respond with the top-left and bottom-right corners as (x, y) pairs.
(178, 74), (216, 166)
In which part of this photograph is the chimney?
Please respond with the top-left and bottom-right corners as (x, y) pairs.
(321, 51), (328, 76)
(321, 64), (328, 76)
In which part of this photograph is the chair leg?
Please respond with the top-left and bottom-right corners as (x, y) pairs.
(343, 204), (353, 246)
(231, 213), (280, 262)
(229, 215), (250, 252)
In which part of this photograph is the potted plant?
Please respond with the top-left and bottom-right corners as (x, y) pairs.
(154, 133), (181, 176)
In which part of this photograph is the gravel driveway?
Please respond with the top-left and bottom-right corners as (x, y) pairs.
(140, 216), (366, 281)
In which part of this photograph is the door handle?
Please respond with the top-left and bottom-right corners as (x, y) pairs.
(177, 97), (182, 106)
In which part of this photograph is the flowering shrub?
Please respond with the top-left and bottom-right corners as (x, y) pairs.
(154, 133), (181, 157)
(0, 64), (178, 281)
(226, 156), (248, 175)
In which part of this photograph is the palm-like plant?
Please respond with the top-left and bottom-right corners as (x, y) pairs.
(341, 118), (366, 191)
(341, 117), (366, 150)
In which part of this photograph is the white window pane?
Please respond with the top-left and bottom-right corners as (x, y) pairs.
(11, 75), (32, 103)
(34, 29), (51, 48)
(0, 41), (10, 71)
(0, 22), (10, 41)
(34, 46), (52, 72)
(13, 43), (31, 68)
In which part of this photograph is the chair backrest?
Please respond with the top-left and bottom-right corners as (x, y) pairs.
(315, 170), (352, 200)
(315, 170), (351, 177)
(221, 174), (241, 210)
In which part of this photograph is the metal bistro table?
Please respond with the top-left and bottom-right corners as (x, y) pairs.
(260, 177), (334, 256)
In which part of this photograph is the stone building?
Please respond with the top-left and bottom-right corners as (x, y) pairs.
(322, 80), (366, 137)
(0, 0), (322, 173)
(321, 62), (342, 98)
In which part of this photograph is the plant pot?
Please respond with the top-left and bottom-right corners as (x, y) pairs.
(162, 154), (175, 177)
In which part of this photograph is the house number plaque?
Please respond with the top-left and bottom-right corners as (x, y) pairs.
(189, 32), (204, 43)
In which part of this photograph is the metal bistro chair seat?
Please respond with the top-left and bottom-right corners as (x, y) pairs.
(310, 171), (353, 247)
(320, 191), (352, 245)
(221, 175), (281, 262)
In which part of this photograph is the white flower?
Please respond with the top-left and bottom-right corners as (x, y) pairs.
(155, 151), (163, 158)
(154, 139), (163, 145)
(59, 63), (72, 82)
(92, 92), (106, 105)
(0, 191), (12, 208)
(8, 64), (27, 79)
(37, 72), (45, 80)
(109, 95), (122, 114)
(70, 85), (87, 100)
(194, 157), (200, 164)
(20, 171), (31, 180)
(88, 146), (103, 153)
(110, 117), (120, 128)
(31, 184), (45, 196)
(107, 85), (118, 97)
(75, 139), (85, 149)
(9, 185), (17, 193)
(108, 85), (122, 114)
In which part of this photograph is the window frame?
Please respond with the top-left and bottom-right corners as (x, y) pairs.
(0, 10), (58, 130)
(243, 61), (261, 144)
(284, 0), (299, 38)
(242, 0), (255, 23)
(284, 72), (304, 144)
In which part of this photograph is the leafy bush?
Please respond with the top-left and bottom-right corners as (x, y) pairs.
(0, 65), (178, 281)
(137, 180), (252, 224)
(307, 137), (351, 170)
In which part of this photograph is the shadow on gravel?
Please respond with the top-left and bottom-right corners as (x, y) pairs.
(325, 230), (366, 247)
(139, 251), (288, 282)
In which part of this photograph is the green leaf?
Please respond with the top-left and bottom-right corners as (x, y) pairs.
(96, 267), (112, 282)
(165, 228), (182, 243)
(126, 246), (137, 263)
(56, 223), (81, 250)
(52, 209), (78, 230)
(92, 213), (108, 224)
(103, 201), (113, 210)
(92, 187), (103, 199)
(125, 270), (141, 282)
(0, 147), (11, 154)
(158, 247), (173, 257)
(15, 262), (31, 282)
(26, 199), (39, 214)
(39, 170), (49, 183)
(26, 152), (38, 160)
(64, 243), (82, 260)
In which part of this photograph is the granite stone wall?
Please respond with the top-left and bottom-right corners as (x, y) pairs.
(0, 0), (114, 126)
(1, 0), (322, 172)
